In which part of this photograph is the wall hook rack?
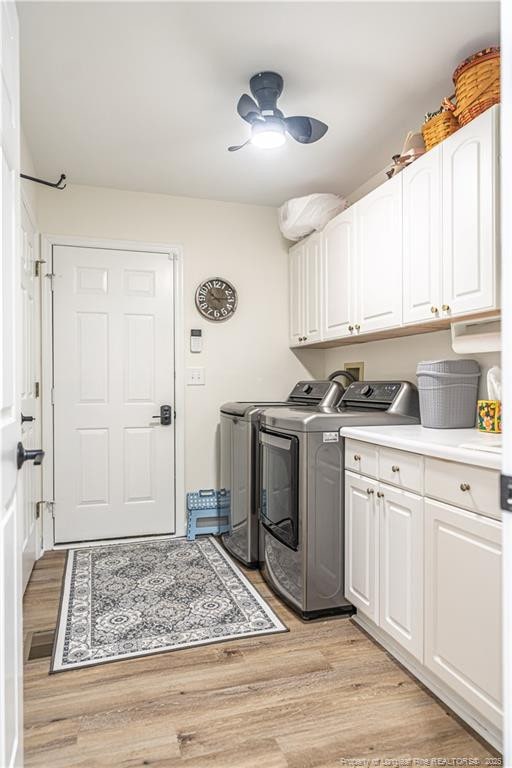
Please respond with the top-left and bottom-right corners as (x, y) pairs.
(20, 172), (67, 190)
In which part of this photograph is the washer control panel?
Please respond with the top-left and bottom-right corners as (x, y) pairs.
(342, 381), (402, 404)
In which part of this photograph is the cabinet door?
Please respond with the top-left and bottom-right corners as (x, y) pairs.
(303, 233), (322, 343)
(322, 209), (356, 339)
(379, 484), (423, 661)
(442, 106), (498, 317)
(424, 498), (502, 728)
(357, 174), (403, 332)
(289, 242), (304, 346)
(345, 471), (379, 621)
(403, 147), (442, 324)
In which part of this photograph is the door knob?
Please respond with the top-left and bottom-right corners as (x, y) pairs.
(21, 413), (35, 424)
(17, 442), (44, 470)
(152, 405), (173, 426)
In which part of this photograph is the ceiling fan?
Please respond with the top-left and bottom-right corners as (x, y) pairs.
(228, 71), (328, 152)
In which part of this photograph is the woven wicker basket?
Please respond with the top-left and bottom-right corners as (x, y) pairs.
(422, 109), (459, 151)
(452, 47), (500, 126)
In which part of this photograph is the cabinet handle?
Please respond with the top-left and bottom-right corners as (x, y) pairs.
(354, 324), (361, 331)
(366, 488), (374, 495)
(377, 491), (384, 498)
(391, 465), (400, 473)
(460, 482), (471, 492)
(430, 306), (438, 314)
(303, 336), (308, 341)
(442, 304), (451, 312)
(353, 454), (361, 461)
(348, 325), (354, 332)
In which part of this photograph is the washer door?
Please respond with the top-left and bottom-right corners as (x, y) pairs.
(259, 429), (299, 551)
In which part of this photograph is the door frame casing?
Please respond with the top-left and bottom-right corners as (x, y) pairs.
(40, 234), (185, 550)
(20, 187), (44, 565)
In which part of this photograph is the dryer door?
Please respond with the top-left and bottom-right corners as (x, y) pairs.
(259, 429), (299, 551)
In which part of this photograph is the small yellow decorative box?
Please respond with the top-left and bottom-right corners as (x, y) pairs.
(477, 400), (501, 433)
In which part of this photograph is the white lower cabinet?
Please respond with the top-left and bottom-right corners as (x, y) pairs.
(379, 484), (423, 661)
(344, 442), (503, 747)
(345, 472), (379, 622)
(424, 498), (502, 729)
(345, 473), (423, 660)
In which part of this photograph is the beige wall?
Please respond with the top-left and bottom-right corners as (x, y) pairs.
(323, 330), (500, 401)
(34, 183), (324, 495)
(21, 130), (39, 216)
(32, 181), (500, 519)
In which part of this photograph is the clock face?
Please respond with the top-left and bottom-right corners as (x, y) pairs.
(195, 278), (238, 322)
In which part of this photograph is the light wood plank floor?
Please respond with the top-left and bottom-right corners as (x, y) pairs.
(23, 549), (499, 768)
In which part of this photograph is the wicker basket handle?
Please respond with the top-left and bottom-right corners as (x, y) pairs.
(452, 72), (500, 118)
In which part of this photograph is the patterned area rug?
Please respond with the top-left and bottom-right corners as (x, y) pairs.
(51, 537), (286, 672)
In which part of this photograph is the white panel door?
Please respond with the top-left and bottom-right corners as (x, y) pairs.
(379, 484), (423, 661)
(424, 498), (502, 729)
(357, 174), (403, 333)
(344, 471), (379, 621)
(20, 198), (41, 589)
(303, 233), (321, 343)
(322, 209), (356, 339)
(52, 246), (176, 543)
(289, 242), (304, 346)
(0, 2), (23, 766)
(442, 106), (498, 317)
(403, 146), (442, 324)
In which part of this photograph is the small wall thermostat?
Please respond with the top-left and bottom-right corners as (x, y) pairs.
(190, 328), (203, 353)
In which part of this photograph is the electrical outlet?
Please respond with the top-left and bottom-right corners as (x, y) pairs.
(186, 367), (205, 386)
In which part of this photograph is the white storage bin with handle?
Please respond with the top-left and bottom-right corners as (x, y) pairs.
(416, 359), (481, 428)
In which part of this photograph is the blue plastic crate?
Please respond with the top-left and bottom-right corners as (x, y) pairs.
(186, 489), (230, 541)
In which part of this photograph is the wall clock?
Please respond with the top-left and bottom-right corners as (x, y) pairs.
(195, 278), (238, 322)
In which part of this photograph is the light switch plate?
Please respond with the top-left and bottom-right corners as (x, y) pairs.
(186, 367), (205, 386)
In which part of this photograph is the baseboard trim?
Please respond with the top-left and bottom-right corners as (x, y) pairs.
(353, 614), (502, 754)
(53, 533), (185, 550)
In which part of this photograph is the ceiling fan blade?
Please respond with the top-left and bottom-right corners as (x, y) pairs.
(228, 139), (251, 152)
(284, 116), (328, 144)
(237, 93), (261, 123)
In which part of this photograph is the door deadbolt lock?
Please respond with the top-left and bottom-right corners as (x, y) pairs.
(152, 405), (173, 426)
(17, 442), (45, 470)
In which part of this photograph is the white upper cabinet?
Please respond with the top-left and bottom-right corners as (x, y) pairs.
(289, 241), (304, 346)
(303, 233), (322, 343)
(288, 107), (499, 348)
(442, 106), (498, 317)
(403, 146), (442, 324)
(289, 234), (322, 346)
(322, 207), (356, 339)
(356, 173), (403, 333)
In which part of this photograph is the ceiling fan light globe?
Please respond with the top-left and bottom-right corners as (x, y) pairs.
(251, 126), (286, 149)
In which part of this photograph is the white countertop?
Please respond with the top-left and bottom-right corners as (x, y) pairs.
(340, 424), (502, 470)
